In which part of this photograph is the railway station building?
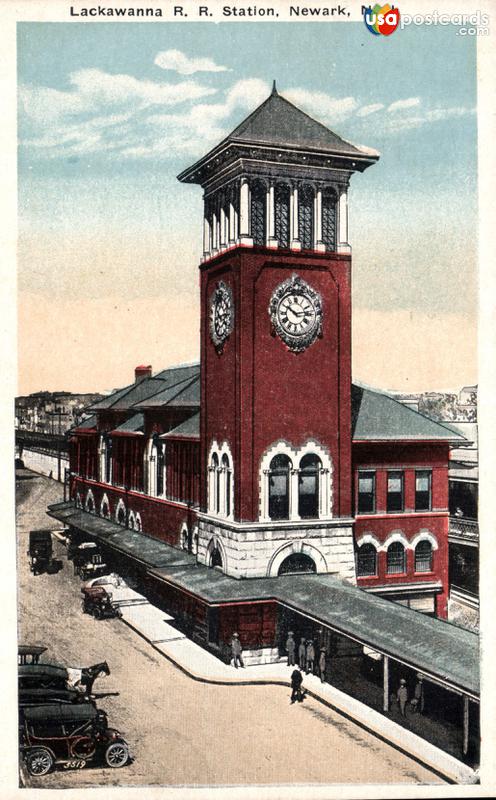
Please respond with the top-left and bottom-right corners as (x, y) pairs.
(49, 85), (478, 766)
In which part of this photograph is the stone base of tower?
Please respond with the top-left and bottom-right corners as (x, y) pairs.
(197, 514), (357, 583)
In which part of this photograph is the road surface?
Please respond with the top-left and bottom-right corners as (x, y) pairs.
(17, 472), (445, 788)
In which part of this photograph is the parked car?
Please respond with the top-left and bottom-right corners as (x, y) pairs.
(72, 542), (107, 580)
(20, 703), (130, 775)
(27, 530), (53, 575)
(81, 586), (122, 620)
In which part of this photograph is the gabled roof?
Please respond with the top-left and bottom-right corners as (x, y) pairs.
(351, 384), (466, 442)
(135, 373), (200, 410)
(112, 413), (145, 435)
(73, 414), (97, 432)
(88, 364), (200, 413)
(161, 412), (200, 440)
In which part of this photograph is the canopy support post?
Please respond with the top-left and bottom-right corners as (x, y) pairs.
(463, 694), (469, 756)
(383, 655), (389, 712)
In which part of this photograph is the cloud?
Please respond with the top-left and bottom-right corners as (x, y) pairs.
(383, 106), (475, 133)
(356, 103), (384, 117)
(154, 49), (230, 75)
(387, 97), (421, 113)
(284, 88), (359, 124)
(19, 68), (216, 130)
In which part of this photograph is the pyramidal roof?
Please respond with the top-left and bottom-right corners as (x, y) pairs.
(178, 83), (378, 184)
(226, 83), (364, 156)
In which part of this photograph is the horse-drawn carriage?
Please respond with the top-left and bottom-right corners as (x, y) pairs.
(81, 585), (122, 620)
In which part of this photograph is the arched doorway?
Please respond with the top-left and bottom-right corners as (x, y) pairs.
(210, 547), (223, 569)
(278, 552), (316, 576)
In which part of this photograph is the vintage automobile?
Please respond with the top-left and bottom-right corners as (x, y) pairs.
(20, 703), (130, 775)
(18, 645), (47, 665)
(27, 530), (53, 575)
(72, 542), (107, 580)
(81, 585), (122, 620)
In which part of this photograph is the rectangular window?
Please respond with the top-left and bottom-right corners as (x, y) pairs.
(357, 471), (375, 513)
(387, 471), (404, 512)
(415, 470), (431, 511)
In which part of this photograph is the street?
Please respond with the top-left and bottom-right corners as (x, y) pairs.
(17, 472), (445, 788)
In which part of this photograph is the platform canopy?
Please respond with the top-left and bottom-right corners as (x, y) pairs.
(48, 501), (479, 698)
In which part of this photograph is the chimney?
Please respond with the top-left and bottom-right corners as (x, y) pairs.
(135, 365), (152, 383)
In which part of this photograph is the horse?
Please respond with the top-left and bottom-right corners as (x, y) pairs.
(66, 661), (111, 695)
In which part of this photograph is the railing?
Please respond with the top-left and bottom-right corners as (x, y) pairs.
(448, 517), (479, 544)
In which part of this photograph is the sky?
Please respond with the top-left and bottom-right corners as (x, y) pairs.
(17, 21), (478, 395)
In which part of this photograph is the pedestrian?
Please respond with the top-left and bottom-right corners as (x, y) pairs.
(412, 674), (425, 714)
(298, 637), (306, 670)
(230, 632), (244, 668)
(318, 648), (327, 683)
(290, 668), (304, 703)
(286, 631), (296, 666)
(396, 678), (408, 717)
(305, 640), (315, 674)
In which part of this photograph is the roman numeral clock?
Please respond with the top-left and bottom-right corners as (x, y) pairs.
(269, 274), (323, 353)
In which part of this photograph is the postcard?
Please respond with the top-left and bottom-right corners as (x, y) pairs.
(2, 0), (495, 797)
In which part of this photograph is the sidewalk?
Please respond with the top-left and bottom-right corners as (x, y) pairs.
(114, 586), (477, 785)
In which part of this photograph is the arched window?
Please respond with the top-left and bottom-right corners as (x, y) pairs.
(322, 187), (337, 251)
(275, 183), (290, 247)
(415, 540), (433, 572)
(298, 454), (321, 519)
(356, 543), (377, 577)
(298, 184), (314, 250)
(101, 435), (112, 484)
(387, 541), (406, 574)
(222, 453), (231, 517)
(269, 454), (291, 520)
(251, 180), (266, 246)
(153, 437), (165, 498)
(278, 552), (316, 576)
(116, 503), (126, 526)
(209, 452), (219, 514)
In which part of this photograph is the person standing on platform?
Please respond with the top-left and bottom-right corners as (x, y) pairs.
(230, 632), (244, 668)
(298, 637), (306, 670)
(318, 648), (327, 683)
(396, 678), (408, 716)
(305, 640), (315, 674)
(290, 668), (304, 703)
(286, 631), (296, 666)
(413, 674), (425, 713)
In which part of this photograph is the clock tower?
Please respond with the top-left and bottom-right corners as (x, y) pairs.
(178, 83), (379, 581)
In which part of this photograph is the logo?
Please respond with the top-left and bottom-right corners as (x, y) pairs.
(363, 4), (400, 36)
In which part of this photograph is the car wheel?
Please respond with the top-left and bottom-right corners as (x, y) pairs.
(104, 741), (129, 768)
(25, 748), (54, 776)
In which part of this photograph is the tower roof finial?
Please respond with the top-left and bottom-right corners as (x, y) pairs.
(271, 80), (278, 96)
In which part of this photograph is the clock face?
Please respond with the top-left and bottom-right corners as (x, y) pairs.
(277, 292), (317, 337)
(269, 275), (323, 352)
(209, 281), (233, 350)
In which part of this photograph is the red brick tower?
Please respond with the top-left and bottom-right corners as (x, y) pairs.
(178, 84), (379, 580)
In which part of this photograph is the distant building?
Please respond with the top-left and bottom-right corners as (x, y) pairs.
(15, 391), (104, 435)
